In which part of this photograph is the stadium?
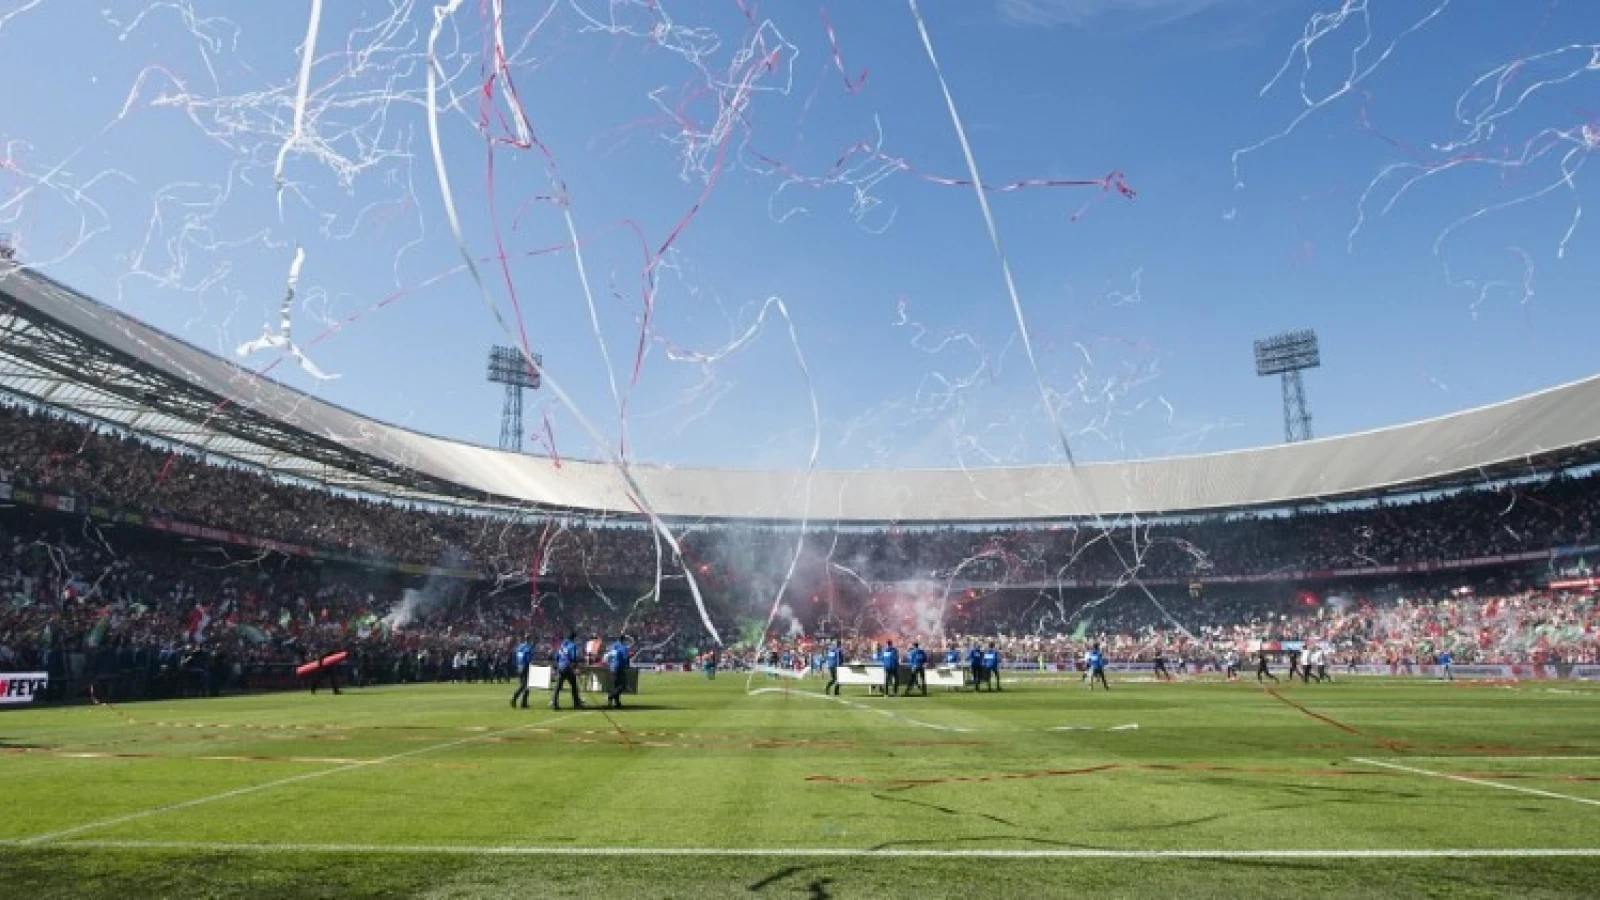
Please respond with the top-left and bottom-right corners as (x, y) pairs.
(5, 263), (1600, 896)
(3, 3), (1600, 898)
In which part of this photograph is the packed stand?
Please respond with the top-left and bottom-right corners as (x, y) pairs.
(7, 404), (1600, 593)
(876, 580), (1599, 671)
(0, 511), (719, 704)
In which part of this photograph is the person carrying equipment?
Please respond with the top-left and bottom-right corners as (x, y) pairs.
(509, 637), (534, 708)
(824, 639), (844, 695)
(905, 642), (928, 697)
(550, 631), (584, 710)
(879, 641), (900, 696)
(304, 647), (343, 695)
(604, 636), (631, 708)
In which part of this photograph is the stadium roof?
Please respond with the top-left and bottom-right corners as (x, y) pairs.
(3, 262), (1600, 523)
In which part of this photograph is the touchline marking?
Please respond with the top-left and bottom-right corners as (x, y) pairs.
(1352, 758), (1600, 809)
(2, 841), (1598, 859)
(19, 713), (580, 845)
(1398, 756), (1600, 762)
(747, 687), (972, 732)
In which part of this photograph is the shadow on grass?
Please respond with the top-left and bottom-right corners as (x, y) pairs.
(867, 833), (1097, 852)
(870, 789), (1019, 828)
(744, 865), (834, 899)
(6, 848), (1600, 899)
(542, 704), (684, 713)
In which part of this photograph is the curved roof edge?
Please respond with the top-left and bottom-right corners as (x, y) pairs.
(5, 264), (1599, 522)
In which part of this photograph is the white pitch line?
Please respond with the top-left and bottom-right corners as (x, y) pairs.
(1396, 756), (1600, 762)
(1352, 757), (1600, 809)
(19, 713), (579, 845)
(747, 687), (972, 732)
(1, 840), (1597, 859)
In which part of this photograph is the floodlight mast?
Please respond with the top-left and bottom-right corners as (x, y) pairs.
(0, 233), (15, 261)
(1253, 329), (1320, 444)
(486, 345), (541, 452)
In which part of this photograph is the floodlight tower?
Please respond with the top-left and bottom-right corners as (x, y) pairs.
(0, 233), (15, 261)
(1253, 329), (1321, 444)
(486, 345), (541, 452)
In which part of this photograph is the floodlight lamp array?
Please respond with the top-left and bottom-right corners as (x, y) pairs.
(486, 345), (540, 389)
(1253, 329), (1320, 376)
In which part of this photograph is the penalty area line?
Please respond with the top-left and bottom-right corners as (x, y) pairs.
(17, 712), (581, 846)
(0, 841), (1597, 859)
(1352, 757), (1600, 809)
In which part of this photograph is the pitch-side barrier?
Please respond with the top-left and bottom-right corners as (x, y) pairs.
(528, 662), (1599, 684)
(819, 664), (975, 693)
(999, 662), (1600, 680)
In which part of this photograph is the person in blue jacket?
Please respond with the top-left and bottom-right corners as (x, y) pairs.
(905, 642), (928, 696)
(604, 636), (631, 708)
(509, 637), (534, 708)
(824, 639), (844, 695)
(983, 641), (1003, 692)
(967, 643), (985, 691)
(1086, 643), (1109, 691)
(879, 640), (900, 696)
(550, 631), (584, 710)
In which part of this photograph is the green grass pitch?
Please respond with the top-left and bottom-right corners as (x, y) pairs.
(2, 674), (1598, 898)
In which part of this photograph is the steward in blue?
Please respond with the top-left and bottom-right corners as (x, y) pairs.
(509, 638), (534, 708)
(605, 636), (631, 708)
(824, 639), (844, 695)
(983, 642), (1002, 691)
(550, 631), (584, 710)
(879, 641), (900, 696)
(1086, 644), (1110, 691)
(905, 642), (928, 696)
(967, 644), (985, 691)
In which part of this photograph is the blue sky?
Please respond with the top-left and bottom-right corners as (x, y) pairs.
(1, 0), (1597, 475)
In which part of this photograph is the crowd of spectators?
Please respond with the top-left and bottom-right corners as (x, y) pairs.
(939, 581), (1600, 670)
(6, 403), (1600, 592)
(752, 580), (1599, 677)
(3, 503), (1596, 707)
(2, 400), (1599, 706)
(0, 511), (718, 704)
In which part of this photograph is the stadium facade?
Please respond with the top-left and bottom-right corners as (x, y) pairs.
(4, 264), (1600, 523)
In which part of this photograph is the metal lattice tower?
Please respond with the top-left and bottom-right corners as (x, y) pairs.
(499, 382), (523, 451)
(1253, 330), (1320, 444)
(1279, 368), (1311, 443)
(486, 345), (540, 453)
